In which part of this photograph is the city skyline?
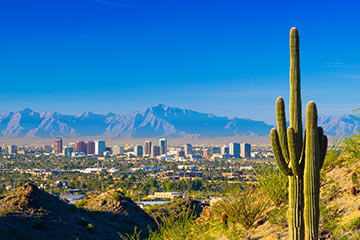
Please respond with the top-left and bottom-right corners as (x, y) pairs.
(0, 1), (360, 123)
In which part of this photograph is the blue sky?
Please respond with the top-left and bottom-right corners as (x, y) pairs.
(0, 0), (359, 124)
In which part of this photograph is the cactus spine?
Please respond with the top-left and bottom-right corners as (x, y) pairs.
(270, 27), (328, 240)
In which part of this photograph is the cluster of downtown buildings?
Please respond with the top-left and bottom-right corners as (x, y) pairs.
(132, 140), (252, 160)
(53, 137), (112, 157)
(4, 137), (252, 160)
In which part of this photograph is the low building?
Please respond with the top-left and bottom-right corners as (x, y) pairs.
(151, 192), (182, 199)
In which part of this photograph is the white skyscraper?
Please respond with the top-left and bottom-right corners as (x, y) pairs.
(221, 145), (229, 155)
(95, 140), (106, 155)
(229, 142), (241, 158)
(159, 138), (167, 155)
(241, 143), (251, 158)
(134, 145), (143, 157)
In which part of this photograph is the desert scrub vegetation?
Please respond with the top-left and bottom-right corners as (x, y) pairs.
(256, 163), (288, 228)
(120, 207), (205, 240)
(212, 185), (269, 239)
(256, 163), (288, 207)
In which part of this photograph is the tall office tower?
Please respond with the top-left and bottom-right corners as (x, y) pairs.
(63, 147), (74, 157)
(86, 141), (95, 155)
(221, 145), (229, 155)
(95, 140), (106, 155)
(119, 146), (124, 154)
(240, 143), (251, 158)
(75, 141), (87, 153)
(176, 150), (185, 157)
(229, 142), (241, 158)
(112, 145), (120, 155)
(53, 137), (63, 155)
(202, 148), (211, 158)
(184, 144), (192, 156)
(144, 140), (152, 155)
(8, 145), (17, 154)
(159, 138), (167, 155)
(42, 145), (52, 151)
(151, 145), (161, 158)
(134, 145), (143, 157)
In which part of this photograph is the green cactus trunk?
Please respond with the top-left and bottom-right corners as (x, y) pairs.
(270, 27), (327, 240)
(288, 176), (304, 240)
(270, 27), (305, 240)
(304, 102), (320, 240)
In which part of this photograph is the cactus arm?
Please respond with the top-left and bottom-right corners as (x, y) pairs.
(276, 97), (290, 163)
(300, 130), (306, 171)
(289, 27), (303, 156)
(319, 135), (328, 169)
(271, 128), (292, 176)
(304, 102), (320, 240)
(288, 127), (302, 176)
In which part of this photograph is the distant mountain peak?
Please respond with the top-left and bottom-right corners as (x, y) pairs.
(0, 105), (355, 138)
(19, 107), (35, 113)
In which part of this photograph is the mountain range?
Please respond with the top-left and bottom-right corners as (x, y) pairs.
(0, 104), (357, 138)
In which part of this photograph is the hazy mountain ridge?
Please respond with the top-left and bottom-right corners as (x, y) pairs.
(0, 104), (356, 138)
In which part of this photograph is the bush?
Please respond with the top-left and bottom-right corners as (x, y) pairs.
(118, 226), (142, 240)
(351, 171), (358, 185)
(213, 185), (269, 231)
(256, 163), (288, 207)
(346, 216), (360, 231)
(342, 134), (360, 164)
(268, 206), (287, 228)
(322, 137), (342, 169)
(149, 207), (196, 240)
(112, 192), (123, 201)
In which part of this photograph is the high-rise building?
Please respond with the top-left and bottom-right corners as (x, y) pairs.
(221, 145), (229, 155)
(95, 140), (106, 155)
(159, 138), (167, 155)
(119, 146), (124, 154)
(229, 142), (240, 158)
(144, 140), (152, 155)
(151, 145), (161, 158)
(112, 145), (124, 155)
(202, 148), (211, 158)
(53, 137), (63, 155)
(8, 145), (17, 154)
(75, 141), (87, 154)
(241, 143), (251, 158)
(86, 141), (95, 155)
(42, 145), (52, 151)
(184, 144), (192, 156)
(177, 150), (185, 157)
(63, 147), (74, 157)
(134, 145), (143, 157)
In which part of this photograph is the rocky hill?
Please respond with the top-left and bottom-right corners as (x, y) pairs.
(76, 189), (157, 232)
(0, 184), (156, 240)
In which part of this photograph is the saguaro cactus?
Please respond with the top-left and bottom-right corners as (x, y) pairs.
(304, 102), (327, 240)
(270, 27), (327, 240)
(270, 27), (305, 240)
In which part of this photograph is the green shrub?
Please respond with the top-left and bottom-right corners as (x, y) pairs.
(118, 226), (142, 240)
(75, 199), (88, 208)
(322, 137), (342, 169)
(256, 163), (288, 207)
(148, 207), (196, 240)
(212, 185), (269, 231)
(351, 171), (358, 185)
(346, 216), (360, 231)
(112, 192), (123, 201)
(268, 206), (287, 228)
(342, 134), (360, 164)
(86, 223), (95, 233)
